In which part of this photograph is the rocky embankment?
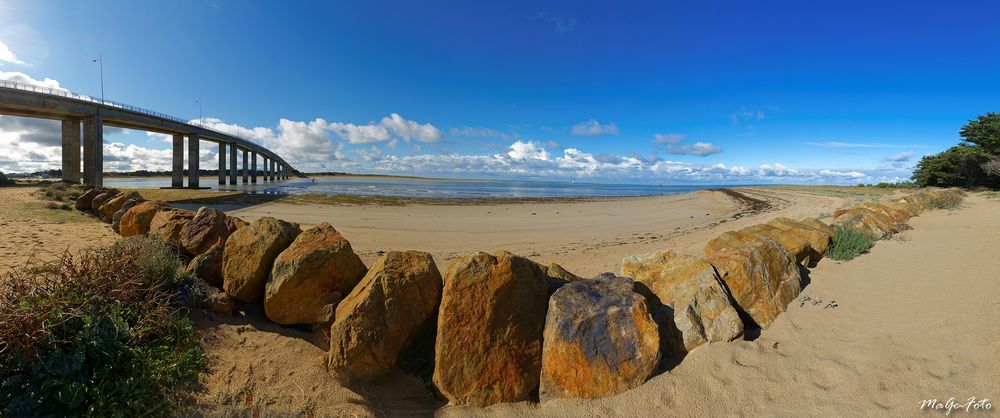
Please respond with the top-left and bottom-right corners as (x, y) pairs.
(71, 186), (961, 408)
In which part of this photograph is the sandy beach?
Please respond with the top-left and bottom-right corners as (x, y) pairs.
(1, 185), (995, 417)
(205, 186), (869, 277)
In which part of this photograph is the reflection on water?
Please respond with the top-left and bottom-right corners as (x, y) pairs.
(104, 177), (727, 199)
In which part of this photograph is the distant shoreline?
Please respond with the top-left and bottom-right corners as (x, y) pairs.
(308, 173), (497, 182)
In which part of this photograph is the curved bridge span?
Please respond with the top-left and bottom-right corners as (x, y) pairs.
(0, 79), (302, 188)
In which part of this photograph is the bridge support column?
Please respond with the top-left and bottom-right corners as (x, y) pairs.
(82, 112), (103, 187)
(241, 149), (249, 183)
(270, 160), (276, 182)
(263, 157), (270, 182)
(251, 152), (258, 183)
(61, 119), (81, 184)
(188, 134), (200, 188)
(218, 143), (226, 185)
(171, 134), (184, 188)
(229, 145), (238, 185)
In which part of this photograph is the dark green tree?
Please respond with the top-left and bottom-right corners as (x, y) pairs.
(959, 112), (1000, 154)
(911, 144), (995, 187)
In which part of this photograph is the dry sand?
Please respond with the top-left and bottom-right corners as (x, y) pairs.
(219, 187), (857, 277)
(0, 187), (117, 273)
(3, 185), (995, 417)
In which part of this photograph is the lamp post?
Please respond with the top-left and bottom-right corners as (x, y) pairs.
(195, 99), (202, 126)
(91, 53), (104, 103)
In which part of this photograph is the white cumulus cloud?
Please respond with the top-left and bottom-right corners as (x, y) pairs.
(0, 40), (26, 65)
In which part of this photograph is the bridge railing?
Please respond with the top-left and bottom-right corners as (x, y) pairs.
(0, 79), (281, 160)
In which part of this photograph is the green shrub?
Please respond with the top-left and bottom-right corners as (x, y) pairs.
(827, 227), (876, 261)
(0, 236), (204, 417)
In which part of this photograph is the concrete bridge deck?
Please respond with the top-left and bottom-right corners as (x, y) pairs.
(0, 79), (303, 187)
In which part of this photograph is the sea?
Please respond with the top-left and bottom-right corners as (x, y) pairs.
(103, 177), (730, 199)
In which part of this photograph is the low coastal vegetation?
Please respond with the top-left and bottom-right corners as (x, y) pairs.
(826, 227), (876, 260)
(0, 236), (204, 416)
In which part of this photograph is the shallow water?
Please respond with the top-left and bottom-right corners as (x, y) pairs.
(104, 177), (730, 199)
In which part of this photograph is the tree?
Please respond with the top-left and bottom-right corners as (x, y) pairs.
(959, 112), (1000, 154)
(911, 144), (996, 188)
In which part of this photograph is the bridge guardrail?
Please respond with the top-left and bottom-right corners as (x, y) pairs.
(0, 79), (288, 165)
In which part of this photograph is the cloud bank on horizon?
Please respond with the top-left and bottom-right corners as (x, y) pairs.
(0, 68), (915, 184)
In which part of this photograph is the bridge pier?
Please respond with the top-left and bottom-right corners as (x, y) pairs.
(218, 143), (226, 185)
(61, 119), (81, 184)
(241, 149), (248, 183)
(188, 134), (200, 188)
(82, 112), (103, 187)
(229, 144), (237, 185)
(171, 134), (184, 188)
(270, 160), (276, 182)
(264, 157), (270, 182)
(251, 152), (258, 183)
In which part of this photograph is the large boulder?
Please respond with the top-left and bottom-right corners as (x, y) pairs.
(74, 188), (105, 211)
(707, 237), (801, 328)
(119, 200), (168, 237)
(831, 206), (907, 239)
(541, 262), (584, 295)
(622, 251), (742, 355)
(111, 197), (145, 234)
(539, 274), (660, 401)
(433, 251), (550, 407)
(328, 251), (442, 383)
(148, 207), (196, 246)
(89, 189), (120, 216)
(180, 207), (232, 256)
(765, 217), (835, 266)
(222, 217), (301, 303)
(225, 215), (248, 235)
(264, 223), (367, 325)
(188, 242), (225, 287)
(98, 191), (140, 223)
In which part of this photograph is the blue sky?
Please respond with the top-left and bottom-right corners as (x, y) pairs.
(1, 0), (999, 184)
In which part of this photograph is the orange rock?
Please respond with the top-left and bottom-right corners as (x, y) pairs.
(329, 251), (442, 383)
(707, 237), (801, 328)
(622, 251), (742, 355)
(705, 224), (814, 266)
(539, 274), (660, 400)
(148, 207), (196, 246)
(74, 188), (105, 211)
(222, 217), (301, 303)
(264, 223), (367, 325)
(225, 215), (248, 234)
(179, 207), (232, 256)
(832, 206), (907, 239)
(98, 191), (140, 223)
(111, 196), (145, 233)
(119, 200), (168, 237)
(88, 189), (119, 217)
(765, 217), (835, 266)
(433, 251), (550, 407)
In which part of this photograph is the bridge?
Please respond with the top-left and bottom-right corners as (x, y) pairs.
(0, 79), (302, 188)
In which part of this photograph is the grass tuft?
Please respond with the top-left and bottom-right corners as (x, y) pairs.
(826, 227), (876, 261)
(926, 190), (963, 210)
